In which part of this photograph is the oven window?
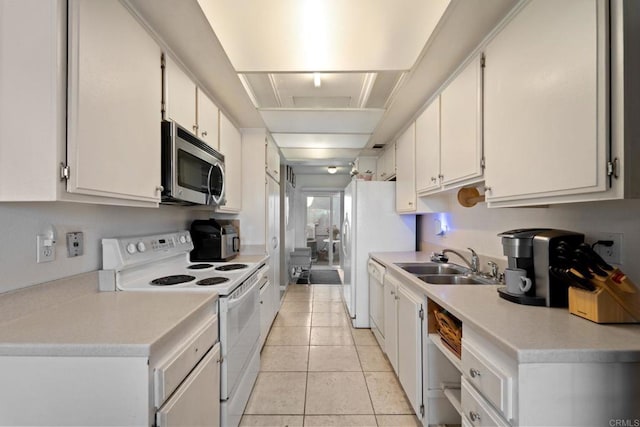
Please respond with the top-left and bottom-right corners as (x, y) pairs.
(177, 149), (211, 193)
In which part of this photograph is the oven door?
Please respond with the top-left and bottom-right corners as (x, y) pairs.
(220, 275), (261, 400)
(156, 343), (221, 427)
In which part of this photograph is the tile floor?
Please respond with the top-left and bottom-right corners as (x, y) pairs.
(241, 284), (421, 427)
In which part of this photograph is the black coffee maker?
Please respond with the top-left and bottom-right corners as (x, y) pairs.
(498, 228), (584, 307)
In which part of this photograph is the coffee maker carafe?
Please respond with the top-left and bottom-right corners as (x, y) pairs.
(498, 228), (584, 307)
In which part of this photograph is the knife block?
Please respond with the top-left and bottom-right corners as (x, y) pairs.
(568, 286), (638, 324)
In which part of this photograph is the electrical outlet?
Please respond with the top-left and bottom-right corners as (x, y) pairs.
(66, 232), (84, 257)
(36, 235), (55, 263)
(590, 232), (622, 265)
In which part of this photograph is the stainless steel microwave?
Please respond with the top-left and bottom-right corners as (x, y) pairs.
(161, 121), (226, 206)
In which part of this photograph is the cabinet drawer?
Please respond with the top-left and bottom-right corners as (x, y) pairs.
(462, 338), (513, 420)
(461, 377), (510, 427)
(155, 317), (218, 407)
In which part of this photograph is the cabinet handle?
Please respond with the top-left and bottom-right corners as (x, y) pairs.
(484, 186), (492, 193)
(395, 295), (400, 300)
(274, 170), (278, 175)
(201, 131), (208, 137)
(155, 185), (164, 194)
(469, 411), (481, 422)
(192, 125), (198, 133)
(431, 177), (437, 183)
(408, 201), (413, 206)
(390, 290), (395, 295)
(469, 368), (481, 378)
(381, 173), (386, 177)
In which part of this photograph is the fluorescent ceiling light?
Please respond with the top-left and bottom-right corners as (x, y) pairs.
(313, 73), (322, 88)
(327, 166), (337, 174)
(271, 133), (370, 149)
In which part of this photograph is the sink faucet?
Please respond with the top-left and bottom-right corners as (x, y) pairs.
(432, 248), (480, 273)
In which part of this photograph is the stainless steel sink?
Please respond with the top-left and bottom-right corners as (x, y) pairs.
(396, 262), (467, 275)
(417, 274), (496, 285)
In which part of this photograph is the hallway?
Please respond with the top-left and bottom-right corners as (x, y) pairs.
(241, 285), (421, 426)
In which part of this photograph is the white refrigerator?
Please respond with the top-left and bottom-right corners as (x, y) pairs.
(341, 180), (416, 328)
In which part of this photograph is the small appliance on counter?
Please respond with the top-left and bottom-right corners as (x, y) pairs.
(191, 219), (240, 262)
(497, 228), (584, 307)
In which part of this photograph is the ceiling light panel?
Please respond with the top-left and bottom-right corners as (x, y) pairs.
(271, 133), (370, 149)
(260, 109), (385, 133)
(199, 0), (452, 72)
(280, 147), (361, 161)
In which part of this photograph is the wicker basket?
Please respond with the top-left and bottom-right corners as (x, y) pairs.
(434, 310), (462, 358)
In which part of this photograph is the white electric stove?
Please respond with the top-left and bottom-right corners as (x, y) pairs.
(99, 231), (267, 427)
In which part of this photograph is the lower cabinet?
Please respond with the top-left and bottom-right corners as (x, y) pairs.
(259, 279), (274, 348)
(383, 275), (425, 417)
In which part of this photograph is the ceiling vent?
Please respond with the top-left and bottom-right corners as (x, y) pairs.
(372, 144), (385, 149)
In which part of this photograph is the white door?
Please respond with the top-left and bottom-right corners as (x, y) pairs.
(66, 0), (161, 203)
(259, 280), (273, 347)
(341, 182), (354, 314)
(164, 55), (197, 133)
(415, 96), (441, 193)
(483, 0), (607, 202)
(383, 276), (398, 374)
(440, 54), (483, 187)
(397, 285), (424, 416)
(219, 112), (242, 212)
(156, 343), (220, 427)
(396, 123), (416, 212)
(196, 88), (219, 148)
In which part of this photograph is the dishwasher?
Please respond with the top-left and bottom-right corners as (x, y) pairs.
(368, 258), (386, 349)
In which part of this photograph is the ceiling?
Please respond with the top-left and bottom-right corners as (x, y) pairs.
(128, 0), (519, 175)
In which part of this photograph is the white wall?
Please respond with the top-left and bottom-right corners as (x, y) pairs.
(292, 174), (351, 248)
(0, 203), (207, 294)
(420, 194), (640, 282)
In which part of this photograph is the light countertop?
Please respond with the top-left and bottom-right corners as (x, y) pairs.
(0, 288), (217, 358)
(371, 251), (640, 363)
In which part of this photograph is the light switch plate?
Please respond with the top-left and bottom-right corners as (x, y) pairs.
(66, 232), (84, 257)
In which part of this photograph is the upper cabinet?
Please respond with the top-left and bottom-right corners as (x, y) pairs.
(163, 55), (219, 149)
(266, 136), (281, 183)
(377, 143), (396, 181)
(483, 0), (640, 207)
(0, 0), (162, 206)
(218, 112), (242, 213)
(66, 0), (162, 203)
(415, 97), (441, 194)
(396, 124), (417, 212)
(439, 54), (484, 188)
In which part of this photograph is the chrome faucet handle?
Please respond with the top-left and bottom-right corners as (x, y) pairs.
(487, 261), (499, 279)
(468, 248), (480, 273)
(430, 251), (449, 263)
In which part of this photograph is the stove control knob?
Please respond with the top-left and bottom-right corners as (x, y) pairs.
(185, 234), (192, 243)
(179, 235), (186, 244)
(137, 242), (147, 253)
(126, 243), (137, 254)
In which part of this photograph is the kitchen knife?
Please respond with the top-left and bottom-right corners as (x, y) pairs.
(577, 243), (614, 271)
(573, 249), (608, 277)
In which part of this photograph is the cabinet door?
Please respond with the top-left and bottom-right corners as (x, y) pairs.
(383, 278), (398, 374)
(440, 55), (483, 187)
(67, 0), (161, 203)
(196, 89), (219, 148)
(266, 137), (281, 182)
(397, 285), (424, 416)
(164, 55), (197, 133)
(396, 123), (416, 212)
(267, 177), (280, 289)
(218, 112), (242, 212)
(415, 97), (441, 193)
(259, 281), (273, 347)
(484, 0), (607, 203)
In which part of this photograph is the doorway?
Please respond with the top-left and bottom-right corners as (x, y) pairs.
(304, 192), (342, 269)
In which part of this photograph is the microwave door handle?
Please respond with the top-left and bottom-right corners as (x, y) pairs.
(206, 165), (214, 204)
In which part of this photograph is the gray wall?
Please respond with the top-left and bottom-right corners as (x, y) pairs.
(0, 203), (207, 293)
(420, 195), (640, 282)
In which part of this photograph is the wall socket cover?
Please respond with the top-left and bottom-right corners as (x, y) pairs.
(590, 232), (622, 265)
(36, 234), (55, 263)
(67, 232), (84, 257)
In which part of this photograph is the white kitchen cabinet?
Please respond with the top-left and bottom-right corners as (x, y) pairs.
(196, 88), (219, 148)
(415, 96), (441, 194)
(396, 124), (416, 212)
(396, 284), (424, 417)
(377, 143), (396, 181)
(483, 0), (611, 207)
(259, 279), (274, 348)
(266, 136), (281, 183)
(440, 54), (484, 188)
(0, 0), (162, 207)
(383, 275), (399, 374)
(217, 112), (242, 213)
(66, 0), (162, 204)
(267, 175), (281, 294)
(163, 56), (219, 149)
